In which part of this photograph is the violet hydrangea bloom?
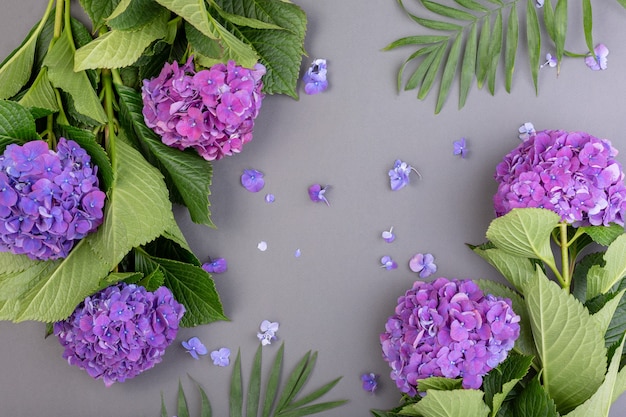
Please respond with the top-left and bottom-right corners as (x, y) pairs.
(0, 138), (106, 260)
(182, 337), (208, 360)
(453, 138), (468, 158)
(388, 159), (421, 191)
(303, 59), (328, 95)
(53, 283), (185, 387)
(380, 278), (520, 395)
(361, 373), (378, 393)
(210, 347), (231, 367)
(494, 129), (626, 226)
(257, 320), (279, 346)
(381, 256), (398, 270)
(142, 58), (265, 161)
(409, 253), (437, 278)
(308, 184), (330, 205)
(202, 258), (228, 274)
(585, 44), (609, 71)
(241, 169), (265, 192)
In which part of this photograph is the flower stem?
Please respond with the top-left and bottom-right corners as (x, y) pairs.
(559, 222), (570, 290)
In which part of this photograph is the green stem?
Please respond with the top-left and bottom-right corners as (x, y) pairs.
(53, 0), (64, 39)
(559, 222), (570, 290)
(102, 68), (117, 169)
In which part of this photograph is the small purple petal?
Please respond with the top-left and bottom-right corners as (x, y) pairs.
(361, 373), (378, 393)
(202, 258), (228, 274)
(409, 253), (437, 278)
(265, 193), (275, 203)
(210, 347), (231, 366)
(585, 43), (609, 71)
(182, 337), (208, 360)
(295, 248), (302, 258)
(257, 241), (268, 251)
(382, 227), (395, 243)
(453, 138), (467, 158)
(308, 184), (330, 205)
(241, 169), (265, 192)
(381, 256), (398, 271)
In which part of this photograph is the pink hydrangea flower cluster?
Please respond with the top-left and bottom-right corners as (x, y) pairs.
(53, 283), (185, 387)
(380, 278), (520, 395)
(141, 58), (265, 161)
(0, 138), (106, 260)
(494, 129), (626, 226)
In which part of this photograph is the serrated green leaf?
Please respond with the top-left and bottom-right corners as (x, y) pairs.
(459, 21), (477, 109)
(0, 100), (40, 150)
(472, 247), (537, 292)
(483, 353), (534, 417)
(572, 252), (604, 303)
(138, 267), (165, 291)
(0, 0), (53, 100)
(512, 374), (558, 417)
(504, 5), (518, 92)
(0, 261), (59, 301)
(604, 280), (626, 347)
(524, 270), (607, 413)
(526, 0), (541, 94)
(417, 377), (463, 392)
(78, 0), (121, 30)
(155, 0), (217, 39)
(435, 32), (462, 114)
(383, 35), (449, 50)
(420, 0), (477, 21)
(75, 10), (169, 70)
(185, 22), (223, 60)
(587, 234), (626, 299)
(107, 0), (167, 30)
(402, 389), (490, 417)
(116, 85), (214, 226)
(212, 3), (284, 30)
(486, 208), (560, 262)
(44, 28), (107, 125)
(581, 224), (625, 247)
(590, 289), (626, 339)
(564, 337), (625, 417)
(17, 67), (59, 114)
(418, 43), (446, 99)
(476, 279), (536, 358)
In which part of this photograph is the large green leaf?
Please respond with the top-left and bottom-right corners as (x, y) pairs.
(78, 0), (122, 30)
(587, 234), (626, 299)
(0, 100), (40, 150)
(512, 374), (558, 417)
(43, 27), (107, 125)
(581, 224), (625, 247)
(0, 0), (54, 99)
(74, 10), (169, 70)
(89, 136), (173, 265)
(116, 85), (214, 227)
(524, 270), (607, 413)
(17, 67), (59, 115)
(401, 389), (490, 417)
(486, 208), (560, 262)
(483, 353), (534, 417)
(107, 0), (167, 30)
(472, 245), (537, 292)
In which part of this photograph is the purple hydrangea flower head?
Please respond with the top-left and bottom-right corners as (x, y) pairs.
(494, 129), (626, 226)
(0, 138), (106, 260)
(453, 138), (468, 158)
(409, 253), (437, 278)
(585, 44), (609, 71)
(361, 373), (378, 393)
(308, 184), (330, 205)
(142, 57), (265, 161)
(210, 347), (231, 367)
(53, 283), (185, 386)
(202, 258), (228, 274)
(380, 255), (398, 270)
(182, 337), (208, 360)
(388, 159), (421, 191)
(241, 169), (265, 192)
(380, 278), (520, 395)
(303, 59), (328, 95)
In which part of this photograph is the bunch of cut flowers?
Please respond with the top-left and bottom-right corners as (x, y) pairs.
(0, 0), (306, 386)
(374, 129), (626, 417)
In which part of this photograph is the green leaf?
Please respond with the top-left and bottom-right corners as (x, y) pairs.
(476, 279), (536, 358)
(483, 353), (534, 417)
(43, 27), (107, 125)
(542, 0), (555, 41)
(116, 84), (214, 226)
(512, 374), (558, 417)
(472, 246), (538, 292)
(88, 137), (172, 266)
(454, 0), (489, 12)
(275, 351), (315, 412)
(417, 43), (446, 100)
(590, 289), (626, 339)
(587, 234), (626, 299)
(134, 249), (227, 327)
(107, 0), (167, 30)
(420, 0), (477, 21)
(404, 45), (441, 91)
(0, 100), (40, 150)
(231, 349), (243, 417)
(605, 281), (626, 347)
(524, 270), (607, 413)
(78, 0), (122, 30)
(486, 208), (560, 262)
(177, 380), (191, 417)
(401, 389), (490, 417)
(526, 0), (541, 94)
(435, 33), (462, 114)
(0, 0), (54, 99)
(581, 0), (594, 53)
(475, 15), (491, 89)
(581, 224), (625, 246)
(247, 345), (262, 417)
(564, 337), (625, 417)
(212, 3), (284, 30)
(572, 252), (604, 303)
(417, 377), (463, 392)
(17, 67), (59, 115)
(185, 22), (224, 60)
(504, 5), (518, 93)
(383, 35), (449, 50)
(486, 9), (503, 95)
(553, 0), (568, 68)
(75, 10), (169, 70)
(155, 0), (217, 39)
(458, 21), (477, 109)
(262, 343), (284, 417)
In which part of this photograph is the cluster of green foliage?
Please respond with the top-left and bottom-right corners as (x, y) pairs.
(0, 0), (306, 325)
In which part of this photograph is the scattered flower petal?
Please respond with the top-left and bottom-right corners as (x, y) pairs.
(201, 258), (228, 274)
(257, 320), (279, 346)
(382, 227), (395, 243)
(265, 193), (275, 203)
(453, 137), (468, 158)
(308, 184), (330, 206)
(535, 0), (544, 7)
(585, 43), (609, 71)
(518, 122), (536, 141)
(257, 241), (268, 251)
(380, 256), (398, 271)
(241, 169), (265, 192)
(182, 337), (208, 360)
(409, 253), (437, 278)
(303, 58), (328, 95)
(210, 347), (231, 367)
(540, 53), (557, 69)
(361, 373), (378, 393)
(295, 248), (302, 258)
(388, 159), (421, 191)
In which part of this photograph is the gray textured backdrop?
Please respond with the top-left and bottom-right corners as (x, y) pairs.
(1, 0), (626, 416)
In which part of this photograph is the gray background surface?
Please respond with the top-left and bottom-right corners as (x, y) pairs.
(1, 0), (626, 416)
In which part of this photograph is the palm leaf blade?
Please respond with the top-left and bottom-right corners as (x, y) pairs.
(435, 32), (463, 113)
(582, 0), (594, 53)
(230, 350), (243, 417)
(486, 9), (503, 95)
(504, 5), (519, 92)
(459, 21), (478, 109)
(417, 43), (446, 99)
(475, 15), (491, 88)
(526, 0), (541, 94)
(246, 345), (263, 417)
(404, 46), (440, 91)
(262, 344), (285, 417)
(420, 0), (477, 21)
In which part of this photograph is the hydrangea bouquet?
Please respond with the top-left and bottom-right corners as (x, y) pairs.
(0, 0), (306, 386)
(374, 129), (626, 417)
